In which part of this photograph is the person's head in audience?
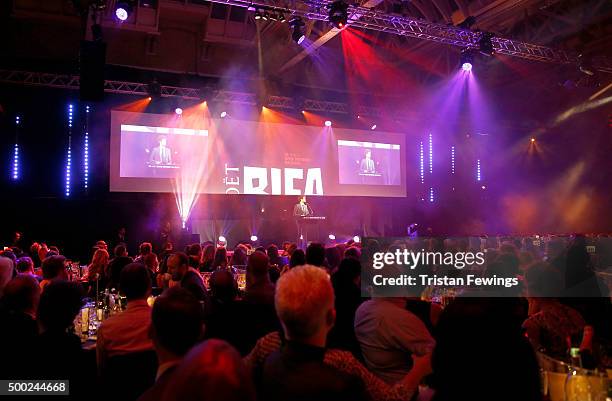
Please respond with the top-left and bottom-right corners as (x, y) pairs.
(286, 242), (298, 256)
(48, 246), (60, 255)
(37, 244), (49, 264)
(289, 249), (305, 268)
(144, 253), (159, 274)
(524, 261), (562, 300)
(120, 263), (152, 301)
(209, 270), (237, 304)
(41, 255), (67, 281)
(167, 252), (190, 282)
(332, 257), (361, 291)
(161, 339), (255, 401)
(324, 246), (342, 270)
(139, 242), (153, 257)
(202, 244), (215, 263)
(37, 280), (83, 333)
(212, 247), (227, 269)
(266, 245), (281, 265)
(275, 265), (335, 346)
(94, 240), (108, 251)
(1, 275), (40, 318)
(246, 251), (270, 285)
(230, 245), (247, 267)
(186, 243), (202, 267)
(16, 256), (35, 275)
(114, 244), (128, 258)
(149, 287), (204, 363)
(305, 243), (325, 267)
(0, 256), (14, 297)
(344, 246), (361, 260)
(282, 242), (291, 255)
(255, 246), (265, 254)
(90, 248), (109, 269)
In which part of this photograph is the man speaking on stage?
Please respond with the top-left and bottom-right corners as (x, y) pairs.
(293, 196), (313, 248)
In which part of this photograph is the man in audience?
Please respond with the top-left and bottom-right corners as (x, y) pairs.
(0, 275), (40, 378)
(138, 287), (205, 401)
(15, 256), (36, 278)
(355, 293), (435, 383)
(40, 255), (68, 290)
(107, 244), (133, 290)
(305, 242), (326, 267)
(260, 265), (368, 401)
(97, 263), (154, 373)
(244, 251), (275, 305)
(167, 252), (207, 301)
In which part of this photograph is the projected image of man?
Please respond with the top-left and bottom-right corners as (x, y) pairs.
(360, 149), (376, 174)
(149, 135), (172, 165)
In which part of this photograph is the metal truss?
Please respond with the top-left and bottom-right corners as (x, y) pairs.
(0, 69), (353, 114)
(200, 0), (611, 73)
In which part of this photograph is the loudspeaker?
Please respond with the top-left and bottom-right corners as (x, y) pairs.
(79, 40), (106, 101)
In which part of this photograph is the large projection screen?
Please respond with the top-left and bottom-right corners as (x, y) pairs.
(110, 110), (406, 197)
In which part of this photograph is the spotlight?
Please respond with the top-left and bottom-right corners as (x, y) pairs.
(478, 32), (494, 56)
(250, 235), (258, 242)
(328, 1), (348, 29)
(175, 107), (183, 115)
(371, 124), (377, 130)
(254, 11), (262, 20)
(460, 49), (475, 71)
(289, 17), (306, 44)
(218, 235), (227, 243)
(481, 185), (486, 190)
(328, 234), (336, 240)
(279, 14), (287, 23)
(220, 111), (227, 118)
(353, 235), (360, 243)
(115, 1), (134, 21)
(324, 120), (332, 127)
(530, 137), (536, 143)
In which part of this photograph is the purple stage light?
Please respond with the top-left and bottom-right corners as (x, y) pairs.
(220, 111), (227, 118)
(175, 107), (183, 115)
(462, 62), (473, 72)
(371, 124), (377, 130)
(250, 235), (258, 242)
(419, 141), (424, 184)
(115, 7), (129, 21)
(328, 234), (336, 240)
(325, 120), (332, 127)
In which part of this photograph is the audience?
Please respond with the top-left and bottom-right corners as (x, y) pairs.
(305, 242), (326, 267)
(289, 248), (306, 268)
(107, 244), (133, 290)
(230, 245), (248, 267)
(259, 265), (369, 401)
(87, 247), (110, 287)
(135, 242), (153, 263)
(40, 255), (67, 290)
(15, 256), (36, 277)
(355, 288), (435, 383)
(160, 339), (255, 401)
(0, 254), (14, 295)
(138, 287), (205, 401)
(200, 244), (215, 272)
(212, 247), (228, 270)
(97, 263), (154, 372)
(0, 275), (40, 378)
(167, 252), (207, 301)
(186, 243), (203, 269)
(244, 251), (275, 305)
(35, 280), (86, 398)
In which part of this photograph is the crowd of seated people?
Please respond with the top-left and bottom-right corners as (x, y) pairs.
(0, 233), (610, 401)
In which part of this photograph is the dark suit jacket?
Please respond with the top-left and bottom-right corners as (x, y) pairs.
(260, 341), (368, 401)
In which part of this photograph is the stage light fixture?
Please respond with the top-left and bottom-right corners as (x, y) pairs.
(279, 14), (287, 23)
(220, 111), (227, 118)
(328, 1), (348, 29)
(530, 137), (536, 143)
(370, 124), (377, 130)
(353, 236), (360, 243)
(476, 159), (481, 181)
(460, 49), (475, 71)
(175, 107), (183, 115)
(115, 1), (135, 21)
(429, 187), (434, 203)
(456, 16), (476, 30)
(148, 79), (161, 98)
(451, 146), (455, 174)
(479, 32), (494, 56)
(328, 234), (336, 240)
(218, 235), (227, 243)
(250, 235), (258, 242)
(325, 120), (332, 127)
(419, 141), (424, 184)
(289, 17), (306, 44)
(254, 11), (262, 20)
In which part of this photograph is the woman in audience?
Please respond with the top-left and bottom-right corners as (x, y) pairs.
(212, 247), (228, 270)
(200, 244), (216, 272)
(87, 247), (110, 288)
(229, 245), (247, 267)
(522, 261), (585, 358)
